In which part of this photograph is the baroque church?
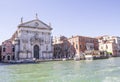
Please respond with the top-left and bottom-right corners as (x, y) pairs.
(7, 15), (53, 61)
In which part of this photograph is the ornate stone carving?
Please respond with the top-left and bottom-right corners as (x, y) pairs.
(22, 39), (28, 43)
(30, 33), (44, 45)
(45, 40), (50, 44)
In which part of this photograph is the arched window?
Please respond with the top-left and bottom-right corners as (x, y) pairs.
(3, 56), (5, 60)
(12, 47), (15, 52)
(7, 56), (10, 60)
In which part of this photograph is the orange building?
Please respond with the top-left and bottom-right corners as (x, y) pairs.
(53, 35), (98, 59)
(68, 36), (98, 58)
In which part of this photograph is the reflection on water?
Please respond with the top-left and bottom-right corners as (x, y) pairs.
(0, 58), (120, 82)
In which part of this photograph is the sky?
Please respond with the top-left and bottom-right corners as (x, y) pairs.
(0, 0), (120, 44)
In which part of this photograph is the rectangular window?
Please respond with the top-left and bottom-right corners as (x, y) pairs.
(76, 44), (78, 49)
(101, 46), (103, 49)
(3, 48), (5, 52)
(12, 48), (15, 52)
(80, 45), (82, 48)
(46, 46), (48, 51)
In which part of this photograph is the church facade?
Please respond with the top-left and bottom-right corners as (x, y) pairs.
(10, 17), (53, 61)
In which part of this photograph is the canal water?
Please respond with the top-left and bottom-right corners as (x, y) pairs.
(0, 57), (120, 82)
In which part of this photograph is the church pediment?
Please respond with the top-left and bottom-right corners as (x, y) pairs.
(18, 19), (52, 30)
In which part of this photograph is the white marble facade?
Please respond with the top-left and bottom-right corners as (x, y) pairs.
(13, 18), (53, 60)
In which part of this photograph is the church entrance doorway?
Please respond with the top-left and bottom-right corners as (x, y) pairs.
(34, 45), (39, 59)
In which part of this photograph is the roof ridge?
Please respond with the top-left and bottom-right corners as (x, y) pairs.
(18, 19), (51, 28)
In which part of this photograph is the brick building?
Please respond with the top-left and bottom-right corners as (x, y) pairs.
(1, 40), (15, 62)
(53, 35), (98, 59)
(68, 36), (98, 58)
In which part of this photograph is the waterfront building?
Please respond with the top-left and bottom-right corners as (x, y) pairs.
(2, 16), (53, 62)
(1, 40), (15, 62)
(13, 17), (53, 61)
(68, 36), (98, 59)
(97, 35), (120, 57)
(53, 36), (75, 59)
(53, 35), (98, 59)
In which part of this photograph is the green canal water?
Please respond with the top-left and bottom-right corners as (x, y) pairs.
(0, 58), (120, 82)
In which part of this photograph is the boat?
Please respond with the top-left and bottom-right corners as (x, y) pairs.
(62, 58), (67, 61)
(85, 55), (93, 60)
